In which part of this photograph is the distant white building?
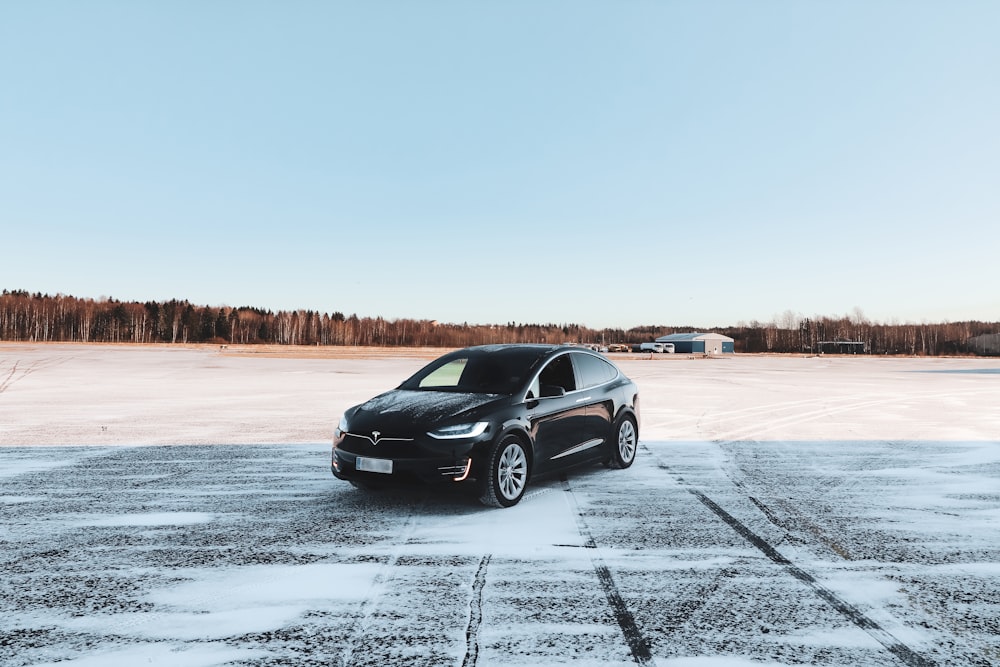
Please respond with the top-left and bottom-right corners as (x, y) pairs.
(656, 332), (734, 354)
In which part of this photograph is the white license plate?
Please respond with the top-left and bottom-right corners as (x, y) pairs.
(357, 457), (393, 474)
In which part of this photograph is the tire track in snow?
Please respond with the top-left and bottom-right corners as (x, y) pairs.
(561, 476), (656, 666)
(643, 393), (858, 431)
(338, 495), (429, 667)
(645, 446), (935, 667)
(709, 390), (977, 443)
(691, 488), (934, 667)
(461, 553), (491, 667)
(0, 360), (21, 394)
(0, 356), (71, 395)
(0, 360), (40, 394)
(645, 386), (985, 443)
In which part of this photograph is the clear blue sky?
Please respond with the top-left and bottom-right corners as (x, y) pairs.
(2, 1), (998, 329)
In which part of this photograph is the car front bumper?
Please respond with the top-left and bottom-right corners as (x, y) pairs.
(331, 443), (478, 485)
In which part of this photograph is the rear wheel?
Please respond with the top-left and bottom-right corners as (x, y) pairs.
(478, 436), (529, 508)
(605, 414), (637, 469)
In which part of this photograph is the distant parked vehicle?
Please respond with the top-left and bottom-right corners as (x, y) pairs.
(639, 342), (675, 354)
(607, 344), (629, 353)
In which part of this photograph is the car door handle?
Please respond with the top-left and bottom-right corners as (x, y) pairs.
(575, 396), (592, 403)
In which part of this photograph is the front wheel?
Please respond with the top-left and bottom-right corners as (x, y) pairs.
(605, 414), (638, 469)
(478, 436), (529, 508)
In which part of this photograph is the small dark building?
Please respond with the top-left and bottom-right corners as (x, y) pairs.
(968, 333), (1000, 356)
(818, 341), (867, 354)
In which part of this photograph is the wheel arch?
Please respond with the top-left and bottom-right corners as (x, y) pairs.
(494, 423), (534, 477)
(613, 404), (639, 438)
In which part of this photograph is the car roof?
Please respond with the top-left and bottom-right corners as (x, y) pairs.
(451, 344), (563, 363)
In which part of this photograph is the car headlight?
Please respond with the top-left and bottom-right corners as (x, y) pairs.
(335, 415), (349, 437)
(428, 422), (489, 440)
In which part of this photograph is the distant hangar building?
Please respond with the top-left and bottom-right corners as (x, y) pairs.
(656, 332), (735, 354)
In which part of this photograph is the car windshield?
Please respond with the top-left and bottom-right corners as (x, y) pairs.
(398, 347), (550, 395)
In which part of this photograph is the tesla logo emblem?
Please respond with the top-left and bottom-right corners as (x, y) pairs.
(371, 431), (381, 444)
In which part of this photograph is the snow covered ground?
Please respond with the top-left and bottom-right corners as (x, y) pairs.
(1, 344), (998, 666)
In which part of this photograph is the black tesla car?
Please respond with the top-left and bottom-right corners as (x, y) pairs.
(331, 344), (640, 507)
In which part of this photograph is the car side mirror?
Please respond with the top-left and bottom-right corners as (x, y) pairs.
(540, 384), (566, 398)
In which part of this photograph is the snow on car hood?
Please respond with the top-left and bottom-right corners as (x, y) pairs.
(349, 389), (503, 429)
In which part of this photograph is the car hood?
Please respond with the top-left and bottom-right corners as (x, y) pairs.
(346, 389), (505, 434)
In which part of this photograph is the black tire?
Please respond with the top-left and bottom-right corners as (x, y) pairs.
(478, 435), (529, 508)
(605, 414), (638, 469)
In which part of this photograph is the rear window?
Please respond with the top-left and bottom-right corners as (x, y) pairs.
(574, 352), (618, 389)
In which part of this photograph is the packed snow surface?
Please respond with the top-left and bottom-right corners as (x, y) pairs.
(1, 344), (998, 666)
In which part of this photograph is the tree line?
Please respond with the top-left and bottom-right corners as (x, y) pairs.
(1, 290), (996, 355)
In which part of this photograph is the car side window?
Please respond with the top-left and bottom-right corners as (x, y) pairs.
(537, 354), (576, 394)
(574, 352), (617, 389)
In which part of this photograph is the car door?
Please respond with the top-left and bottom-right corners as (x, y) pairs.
(527, 352), (602, 474)
(572, 351), (618, 446)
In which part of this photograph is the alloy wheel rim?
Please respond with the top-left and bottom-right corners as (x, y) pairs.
(618, 421), (636, 462)
(498, 443), (527, 499)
